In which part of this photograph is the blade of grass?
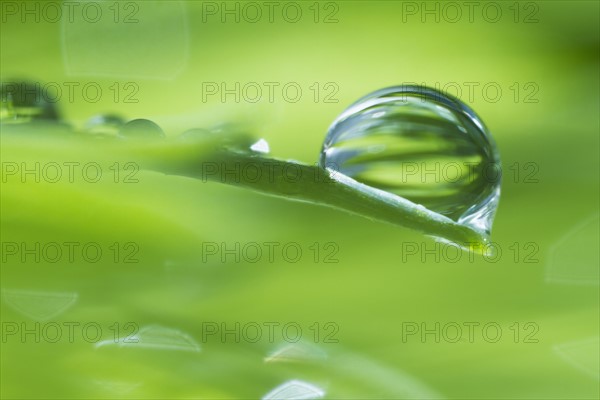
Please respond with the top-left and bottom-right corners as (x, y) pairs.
(2, 129), (490, 251)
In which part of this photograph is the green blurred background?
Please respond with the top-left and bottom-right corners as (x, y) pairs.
(1, 1), (598, 398)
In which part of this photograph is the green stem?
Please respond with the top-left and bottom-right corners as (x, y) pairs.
(3, 131), (489, 250)
(146, 148), (488, 249)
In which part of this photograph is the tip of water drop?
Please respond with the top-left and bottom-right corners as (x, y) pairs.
(457, 185), (501, 237)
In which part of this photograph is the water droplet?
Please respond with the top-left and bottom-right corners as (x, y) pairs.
(320, 86), (501, 235)
(250, 138), (270, 154)
(118, 119), (165, 139)
(1, 289), (78, 321)
(1, 80), (60, 122)
(95, 324), (201, 353)
(84, 114), (125, 137)
(264, 341), (327, 363)
(262, 380), (325, 400)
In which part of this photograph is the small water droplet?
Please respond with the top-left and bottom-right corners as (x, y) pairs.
(95, 324), (201, 353)
(250, 138), (270, 154)
(264, 341), (328, 363)
(262, 380), (325, 400)
(183, 123), (263, 152)
(118, 118), (165, 139)
(320, 85), (501, 235)
(1, 289), (78, 321)
(1, 80), (60, 122)
(84, 114), (125, 137)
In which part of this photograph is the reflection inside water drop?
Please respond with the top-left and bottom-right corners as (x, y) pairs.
(320, 85), (501, 235)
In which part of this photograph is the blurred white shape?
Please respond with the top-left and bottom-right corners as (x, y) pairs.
(1, 289), (77, 321)
(92, 380), (142, 395)
(334, 351), (444, 399)
(96, 324), (200, 352)
(554, 337), (600, 381)
(61, 1), (188, 79)
(264, 341), (328, 363)
(250, 138), (270, 154)
(263, 380), (325, 400)
(546, 214), (599, 285)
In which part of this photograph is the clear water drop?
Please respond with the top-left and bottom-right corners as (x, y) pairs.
(118, 118), (165, 139)
(264, 341), (328, 363)
(250, 138), (270, 154)
(84, 114), (125, 137)
(1, 289), (78, 321)
(0, 80), (60, 122)
(183, 123), (264, 153)
(262, 380), (325, 400)
(95, 324), (201, 352)
(320, 85), (501, 235)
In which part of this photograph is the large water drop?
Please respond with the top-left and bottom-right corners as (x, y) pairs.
(320, 85), (501, 235)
